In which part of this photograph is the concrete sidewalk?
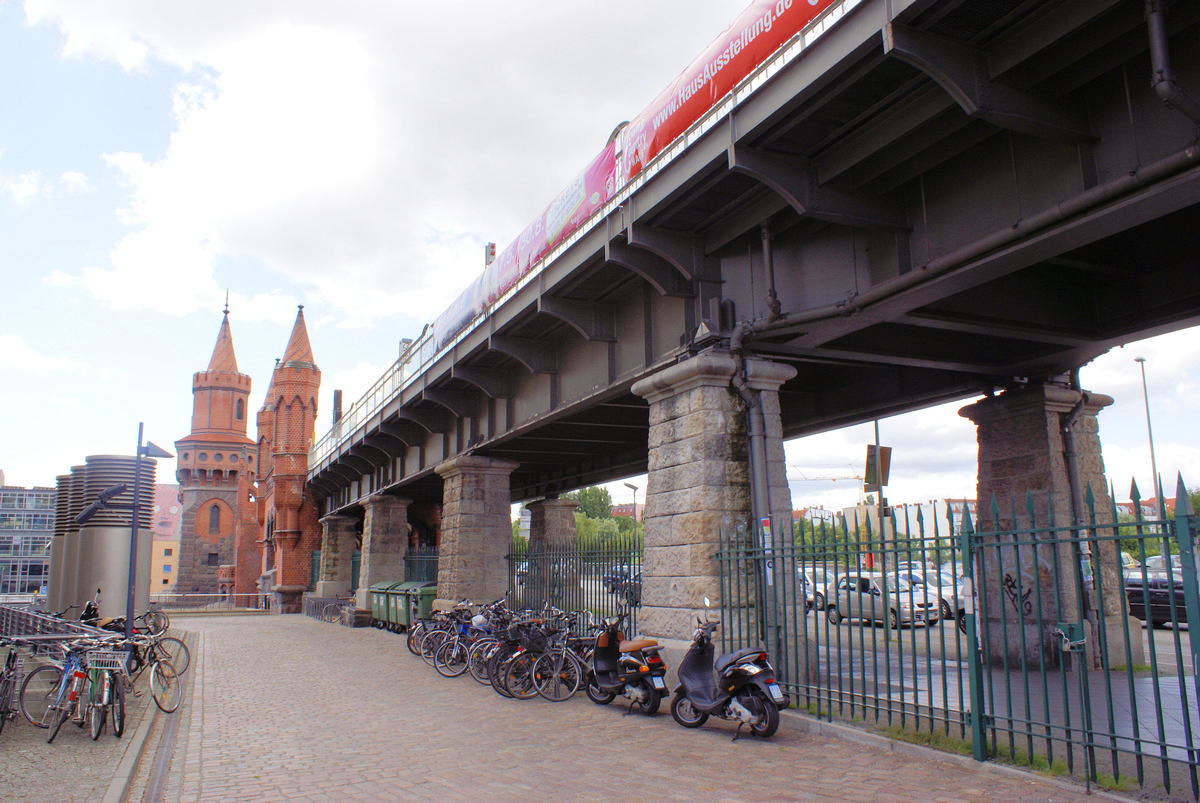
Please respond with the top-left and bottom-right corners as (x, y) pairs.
(122, 616), (1129, 802)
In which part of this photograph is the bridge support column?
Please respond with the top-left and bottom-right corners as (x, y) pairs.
(632, 352), (796, 641)
(315, 513), (357, 598)
(354, 495), (411, 610)
(960, 383), (1142, 669)
(525, 497), (580, 609)
(434, 456), (519, 606)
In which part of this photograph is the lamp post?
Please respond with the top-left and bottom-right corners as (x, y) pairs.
(623, 482), (638, 522)
(129, 424), (174, 638)
(1134, 357), (1165, 521)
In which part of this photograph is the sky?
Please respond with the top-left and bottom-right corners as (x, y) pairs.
(1, 1), (1197, 516)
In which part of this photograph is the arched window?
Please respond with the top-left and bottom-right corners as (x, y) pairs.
(236, 398), (244, 420)
(208, 503), (220, 534)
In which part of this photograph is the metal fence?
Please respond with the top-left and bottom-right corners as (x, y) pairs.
(506, 543), (642, 629)
(404, 546), (439, 583)
(715, 480), (1199, 799)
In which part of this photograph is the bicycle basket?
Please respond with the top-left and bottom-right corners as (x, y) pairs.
(86, 650), (130, 676)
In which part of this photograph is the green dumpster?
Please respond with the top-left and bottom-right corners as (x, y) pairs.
(407, 581), (438, 625)
(387, 581), (422, 631)
(369, 581), (404, 630)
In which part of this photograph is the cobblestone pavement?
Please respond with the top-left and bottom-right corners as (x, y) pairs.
(4, 616), (1131, 802)
(1, 639), (157, 803)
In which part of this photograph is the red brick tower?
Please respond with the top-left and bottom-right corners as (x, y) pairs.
(174, 307), (260, 595)
(256, 306), (321, 612)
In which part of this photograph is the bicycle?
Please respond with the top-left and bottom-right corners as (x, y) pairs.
(127, 633), (183, 713)
(0, 636), (31, 736)
(85, 647), (128, 739)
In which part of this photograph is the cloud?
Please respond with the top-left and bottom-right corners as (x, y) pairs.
(0, 334), (82, 375)
(2, 170), (54, 206)
(29, 1), (750, 329)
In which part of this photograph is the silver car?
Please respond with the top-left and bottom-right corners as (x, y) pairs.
(827, 572), (940, 628)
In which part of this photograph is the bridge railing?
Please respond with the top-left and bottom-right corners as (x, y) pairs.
(309, 0), (863, 469)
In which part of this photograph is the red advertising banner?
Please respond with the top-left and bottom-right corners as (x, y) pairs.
(619, 0), (837, 182)
(433, 0), (840, 351)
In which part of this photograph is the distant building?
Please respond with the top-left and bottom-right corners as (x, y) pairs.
(150, 484), (182, 591)
(611, 502), (641, 521)
(0, 483), (54, 596)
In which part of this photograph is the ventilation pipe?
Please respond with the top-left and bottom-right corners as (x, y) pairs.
(1147, 0), (1200, 127)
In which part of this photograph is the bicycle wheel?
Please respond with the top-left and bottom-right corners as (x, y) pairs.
(150, 661), (181, 713)
(20, 664), (63, 728)
(156, 636), (191, 676)
(405, 620), (426, 655)
(111, 679), (126, 737)
(47, 701), (71, 743)
(466, 638), (499, 685)
(0, 670), (13, 736)
(89, 702), (106, 740)
(322, 603), (342, 624)
(434, 639), (470, 678)
(488, 647), (518, 698)
(533, 651), (582, 702)
(503, 651), (540, 700)
(419, 629), (449, 667)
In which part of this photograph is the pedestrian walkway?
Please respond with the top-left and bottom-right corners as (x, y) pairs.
(1, 615), (1139, 802)
(133, 616), (1120, 802)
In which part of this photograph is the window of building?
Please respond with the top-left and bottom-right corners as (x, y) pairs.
(164, 548), (173, 556)
(207, 553), (219, 567)
(163, 564), (171, 572)
(208, 504), (220, 534)
(236, 398), (244, 420)
(162, 578), (169, 585)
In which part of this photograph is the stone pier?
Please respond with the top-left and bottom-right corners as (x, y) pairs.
(434, 456), (518, 605)
(315, 513), (358, 598)
(355, 495), (411, 610)
(960, 383), (1143, 669)
(631, 352), (796, 640)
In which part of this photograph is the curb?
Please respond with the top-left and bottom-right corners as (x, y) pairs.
(780, 708), (1133, 801)
(100, 684), (159, 803)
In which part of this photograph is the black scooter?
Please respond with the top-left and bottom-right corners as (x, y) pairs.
(585, 614), (668, 714)
(670, 599), (787, 739)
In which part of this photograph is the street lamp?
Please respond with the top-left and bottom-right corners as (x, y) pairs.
(623, 482), (638, 522)
(1134, 357), (1165, 520)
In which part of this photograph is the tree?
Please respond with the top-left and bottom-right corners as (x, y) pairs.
(564, 486), (613, 519)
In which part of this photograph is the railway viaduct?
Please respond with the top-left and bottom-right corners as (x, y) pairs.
(304, 0), (1200, 652)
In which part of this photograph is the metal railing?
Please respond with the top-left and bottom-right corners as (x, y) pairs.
(715, 481), (1199, 799)
(149, 593), (271, 613)
(506, 544), (643, 631)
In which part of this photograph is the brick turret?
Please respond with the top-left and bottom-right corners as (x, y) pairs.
(175, 307), (260, 595)
(256, 306), (322, 612)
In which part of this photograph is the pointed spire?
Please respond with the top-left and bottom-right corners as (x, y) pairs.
(207, 306), (239, 372)
(281, 305), (315, 367)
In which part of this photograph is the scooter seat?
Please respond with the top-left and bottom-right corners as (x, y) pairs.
(620, 638), (658, 652)
(715, 646), (762, 674)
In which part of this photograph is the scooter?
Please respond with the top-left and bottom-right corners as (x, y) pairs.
(585, 613), (668, 714)
(670, 598), (788, 739)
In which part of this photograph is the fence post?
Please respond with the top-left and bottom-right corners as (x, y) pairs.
(1173, 476), (1200, 682)
(960, 505), (988, 761)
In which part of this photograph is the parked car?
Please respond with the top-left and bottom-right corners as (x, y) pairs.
(826, 572), (940, 628)
(602, 564), (633, 592)
(894, 568), (957, 621)
(1125, 566), (1194, 628)
(798, 565), (837, 611)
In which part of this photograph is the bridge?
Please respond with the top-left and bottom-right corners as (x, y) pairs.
(303, 0), (1200, 642)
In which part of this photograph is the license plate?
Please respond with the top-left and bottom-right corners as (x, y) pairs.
(650, 675), (667, 690)
(767, 682), (785, 703)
